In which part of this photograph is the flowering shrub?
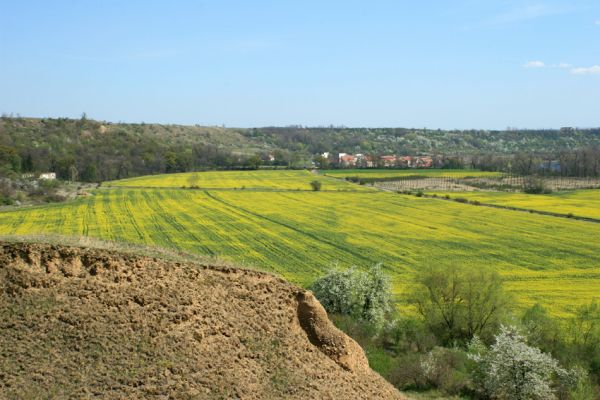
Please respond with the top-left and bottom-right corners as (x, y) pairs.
(468, 326), (566, 400)
(310, 264), (392, 328)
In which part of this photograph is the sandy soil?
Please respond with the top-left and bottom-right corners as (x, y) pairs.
(0, 242), (404, 399)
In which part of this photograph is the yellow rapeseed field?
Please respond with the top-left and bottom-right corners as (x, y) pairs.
(106, 169), (370, 191)
(429, 190), (600, 220)
(1, 170), (599, 317)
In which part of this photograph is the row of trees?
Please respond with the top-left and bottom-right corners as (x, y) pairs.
(470, 147), (600, 177)
(246, 125), (600, 157)
(311, 265), (600, 399)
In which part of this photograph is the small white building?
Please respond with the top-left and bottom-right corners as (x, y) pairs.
(39, 172), (57, 180)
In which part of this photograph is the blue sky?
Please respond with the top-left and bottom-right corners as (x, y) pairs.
(1, 0), (599, 129)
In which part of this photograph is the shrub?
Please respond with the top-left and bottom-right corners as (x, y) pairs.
(421, 347), (471, 395)
(0, 195), (14, 205)
(524, 175), (552, 194)
(329, 314), (379, 349)
(521, 304), (563, 355)
(44, 193), (67, 203)
(387, 353), (427, 390)
(309, 180), (322, 191)
(468, 326), (567, 400)
(383, 317), (437, 354)
(415, 190), (424, 197)
(310, 264), (392, 329)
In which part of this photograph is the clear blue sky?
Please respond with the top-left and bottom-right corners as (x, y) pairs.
(1, 0), (599, 129)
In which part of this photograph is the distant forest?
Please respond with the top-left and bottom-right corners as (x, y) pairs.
(1, 115), (600, 182)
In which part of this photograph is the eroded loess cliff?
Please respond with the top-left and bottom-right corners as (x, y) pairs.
(0, 242), (404, 399)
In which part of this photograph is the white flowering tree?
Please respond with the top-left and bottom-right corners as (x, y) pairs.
(310, 264), (392, 328)
(468, 326), (565, 400)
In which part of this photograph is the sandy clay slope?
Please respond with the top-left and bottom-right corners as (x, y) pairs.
(0, 242), (404, 399)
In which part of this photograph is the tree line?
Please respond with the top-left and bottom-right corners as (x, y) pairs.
(2, 116), (600, 182)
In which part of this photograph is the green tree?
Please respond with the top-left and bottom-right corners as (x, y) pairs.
(68, 164), (78, 182)
(521, 304), (563, 355)
(411, 266), (511, 345)
(22, 154), (34, 172)
(164, 151), (178, 173)
(80, 164), (98, 182)
(246, 154), (262, 169)
(0, 146), (22, 176)
(313, 155), (329, 168)
(569, 301), (600, 348)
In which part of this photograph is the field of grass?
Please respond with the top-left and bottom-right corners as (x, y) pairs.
(429, 190), (600, 220)
(323, 169), (503, 179)
(1, 171), (599, 316)
(106, 170), (368, 191)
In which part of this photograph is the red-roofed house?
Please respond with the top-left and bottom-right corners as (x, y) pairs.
(380, 155), (397, 167)
(339, 153), (358, 167)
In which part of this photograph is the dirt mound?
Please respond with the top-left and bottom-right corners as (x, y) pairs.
(0, 242), (404, 399)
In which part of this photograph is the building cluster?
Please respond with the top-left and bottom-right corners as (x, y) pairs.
(330, 153), (434, 168)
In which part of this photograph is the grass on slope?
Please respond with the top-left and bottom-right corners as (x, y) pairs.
(323, 169), (503, 179)
(1, 188), (598, 317)
(106, 170), (369, 191)
(429, 190), (600, 220)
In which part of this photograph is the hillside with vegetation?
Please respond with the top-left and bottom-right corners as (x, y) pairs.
(2, 116), (600, 184)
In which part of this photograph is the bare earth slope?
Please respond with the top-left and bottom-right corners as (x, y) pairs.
(0, 242), (403, 399)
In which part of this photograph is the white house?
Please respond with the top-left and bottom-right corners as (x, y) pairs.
(39, 172), (57, 180)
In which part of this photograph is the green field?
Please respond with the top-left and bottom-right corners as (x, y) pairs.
(429, 190), (600, 220)
(323, 169), (503, 179)
(107, 170), (369, 191)
(2, 171), (599, 317)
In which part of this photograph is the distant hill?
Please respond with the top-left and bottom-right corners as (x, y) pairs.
(1, 115), (599, 181)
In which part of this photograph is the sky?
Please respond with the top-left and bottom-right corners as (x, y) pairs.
(1, 0), (599, 129)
